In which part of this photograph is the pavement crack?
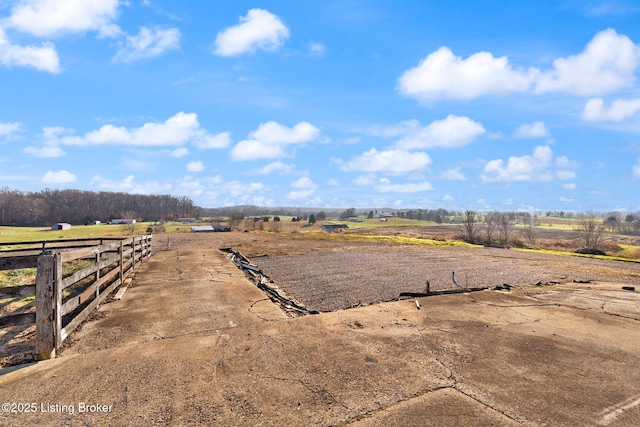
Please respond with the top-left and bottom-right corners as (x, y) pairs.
(453, 385), (524, 424)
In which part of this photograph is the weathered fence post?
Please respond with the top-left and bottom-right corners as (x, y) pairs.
(119, 240), (124, 285)
(36, 253), (56, 360)
(95, 250), (101, 300)
(53, 253), (62, 350)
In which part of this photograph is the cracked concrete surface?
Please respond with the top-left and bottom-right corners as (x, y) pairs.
(0, 243), (639, 426)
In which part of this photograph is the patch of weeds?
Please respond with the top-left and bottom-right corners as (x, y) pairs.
(302, 232), (478, 248)
(0, 268), (36, 287)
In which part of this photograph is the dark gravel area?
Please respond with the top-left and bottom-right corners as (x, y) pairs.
(253, 245), (640, 312)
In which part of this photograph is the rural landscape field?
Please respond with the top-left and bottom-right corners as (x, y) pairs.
(2, 0), (640, 423)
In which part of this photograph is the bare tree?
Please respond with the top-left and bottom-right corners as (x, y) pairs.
(576, 218), (606, 249)
(520, 225), (537, 246)
(497, 213), (512, 246)
(461, 210), (478, 244)
(482, 212), (498, 244)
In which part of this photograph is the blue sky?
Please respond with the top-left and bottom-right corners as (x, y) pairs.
(1, 0), (640, 211)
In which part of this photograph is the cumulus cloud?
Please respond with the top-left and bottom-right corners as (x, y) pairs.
(30, 113), (229, 154)
(441, 167), (466, 181)
(397, 46), (533, 101)
(231, 121), (320, 161)
(309, 42), (326, 57)
(170, 147), (189, 158)
(256, 161), (295, 175)
(341, 148), (431, 174)
(389, 116), (485, 150)
(2, 0), (121, 38)
(633, 156), (640, 180)
(90, 174), (172, 194)
(563, 183), (576, 190)
(0, 26), (61, 73)
(535, 29), (640, 95)
(112, 26), (180, 63)
(192, 131), (231, 149)
(0, 121), (21, 138)
(375, 180), (433, 193)
(582, 97), (640, 122)
(398, 29), (640, 102)
(513, 121), (550, 138)
(41, 169), (76, 184)
(186, 161), (204, 172)
(481, 145), (577, 183)
(213, 9), (289, 57)
(287, 176), (317, 200)
(23, 144), (65, 157)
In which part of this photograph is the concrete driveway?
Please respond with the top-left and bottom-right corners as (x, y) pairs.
(1, 246), (639, 426)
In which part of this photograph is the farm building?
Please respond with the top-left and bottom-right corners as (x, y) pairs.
(191, 225), (215, 233)
(320, 224), (349, 233)
(111, 219), (136, 224)
(178, 218), (198, 223)
(191, 225), (231, 233)
(51, 223), (71, 230)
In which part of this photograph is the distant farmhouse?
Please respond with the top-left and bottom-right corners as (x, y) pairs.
(51, 223), (71, 230)
(320, 223), (349, 233)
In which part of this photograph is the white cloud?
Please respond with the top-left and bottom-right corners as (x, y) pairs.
(397, 46), (533, 101)
(224, 181), (266, 197)
(375, 181), (433, 193)
(327, 178), (340, 186)
(481, 145), (555, 182)
(398, 29), (640, 102)
(582, 97), (640, 122)
(24, 144), (65, 157)
(535, 29), (640, 96)
(41, 112), (229, 148)
(186, 161), (204, 172)
(3, 0), (121, 38)
(392, 116), (486, 150)
(633, 156), (640, 180)
(0, 26), (61, 73)
(42, 169), (76, 184)
(559, 196), (574, 203)
(341, 148), (431, 174)
(556, 170), (576, 180)
(287, 176), (318, 200)
(309, 42), (326, 57)
(0, 121), (21, 138)
(231, 121), (320, 161)
(563, 183), (577, 190)
(213, 9), (289, 57)
(513, 121), (550, 138)
(170, 147), (189, 158)
(193, 131), (231, 149)
(441, 167), (466, 181)
(353, 174), (377, 186)
(256, 161), (295, 175)
(90, 174), (172, 194)
(112, 26), (180, 63)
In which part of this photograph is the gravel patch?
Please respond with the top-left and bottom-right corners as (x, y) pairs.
(253, 245), (640, 312)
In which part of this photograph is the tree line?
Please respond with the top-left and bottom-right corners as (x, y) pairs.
(0, 188), (199, 226)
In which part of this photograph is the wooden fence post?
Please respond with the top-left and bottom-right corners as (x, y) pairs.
(36, 253), (56, 360)
(119, 240), (124, 285)
(53, 253), (62, 350)
(95, 250), (101, 299)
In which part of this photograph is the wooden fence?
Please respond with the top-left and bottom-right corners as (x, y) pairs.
(0, 236), (152, 365)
